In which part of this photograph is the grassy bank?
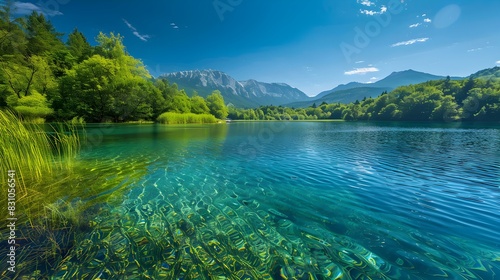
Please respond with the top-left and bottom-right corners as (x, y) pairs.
(157, 112), (218, 124)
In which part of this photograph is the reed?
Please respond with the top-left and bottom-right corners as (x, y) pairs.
(0, 110), (81, 197)
(157, 112), (218, 124)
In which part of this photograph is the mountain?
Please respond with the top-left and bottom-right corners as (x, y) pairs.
(469, 66), (500, 80)
(287, 87), (392, 108)
(288, 69), (463, 108)
(315, 82), (365, 99)
(370, 69), (449, 89)
(160, 70), (309, 107)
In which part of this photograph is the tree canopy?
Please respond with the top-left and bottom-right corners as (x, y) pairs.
(0, 2), (227, 122)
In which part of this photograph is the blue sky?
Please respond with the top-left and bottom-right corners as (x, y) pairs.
(9, 0), (500, 96)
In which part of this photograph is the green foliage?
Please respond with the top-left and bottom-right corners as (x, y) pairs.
(1, 55), (56, 98)
(157, 112), (218, 124)
(227, 74), (500, 122)
(206, 90), (228, 119)
(67, 28), (92, 62)
(190, 95), (210, 114)
(7, 90), (53, 120)
(57, 32), (157, 122)
(26, 12), (65, 55)
(0, 1), (27, 56)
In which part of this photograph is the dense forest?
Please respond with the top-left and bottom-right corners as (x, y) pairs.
(0, 4), (228, 123)
(1, 2), (499, 123)
(229, 72), (500, 122)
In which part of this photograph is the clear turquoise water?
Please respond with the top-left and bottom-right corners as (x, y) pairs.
(55, 122), (500, 278)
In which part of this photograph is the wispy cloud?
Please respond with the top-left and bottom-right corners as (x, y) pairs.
(391, 37), (429, 47)
(123, 19), (150, 42)
(467, 46), (492, 53)
(11, 1), (63, 16)
(360, 6), (387, 16)
(358, 0), (375, 7)
(355, 60), (365, 64)
(409, 23), (421, 28)
(170, 22), (179, 29)
(424, 18), (432, 23)
(344, 67), (380, 75)
(467, 47), (483, 52)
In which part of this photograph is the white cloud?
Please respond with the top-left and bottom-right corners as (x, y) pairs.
(358, 0), (375, 6)
(422, 13), (427, 17)
(344, 67), (380, 75)
(424, 18), (432, 23)
(12, 1), (63, 16)
(391, 37), (429, 47)
(123, 19), (151, 42)
(355, 60), (365, 64)
(360, 6), (387, 16)
(409, 23), (421, 28)
(360, 10), (377, 16)
(170, 22), (179, 29)
(496, 60), (500, 65)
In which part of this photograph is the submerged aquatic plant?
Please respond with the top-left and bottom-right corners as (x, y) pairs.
(1, 110), (150, 278)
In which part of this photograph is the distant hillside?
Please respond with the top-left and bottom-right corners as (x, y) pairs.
(160, 70), (309, 107)
(229, 66), (500, 122)
(289, 69), (463, 108)
(287, 87), (392, 108)
(469, 66), (500, 80)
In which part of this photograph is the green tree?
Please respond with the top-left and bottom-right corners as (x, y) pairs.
(26, 12), (65, 55)
(0, 1), (27, 56)
(67, 28), (92, 62)
(62, 55), (117, 122)
(168, 90), (191, 113)
(206, 90), (228, 119)
(376, 104), (400, 120)
(7, 90), (53, 120)
(1, 55), (56, 98)
(190, 95), (210, 114)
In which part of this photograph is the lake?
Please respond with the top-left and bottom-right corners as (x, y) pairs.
(43, 122), (500, 278)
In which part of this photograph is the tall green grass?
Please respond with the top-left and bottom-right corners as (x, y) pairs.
(157, 112), (218, 124)
(1, 110), (147, 277)
(0, 110), (81, 197)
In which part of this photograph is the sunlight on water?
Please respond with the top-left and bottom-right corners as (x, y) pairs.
(4, 122), (500, 279)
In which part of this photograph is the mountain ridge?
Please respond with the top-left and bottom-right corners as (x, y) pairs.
(161, 69), (467, 108)
(160, 70), (309, 107)
(287, 69), (464, 108)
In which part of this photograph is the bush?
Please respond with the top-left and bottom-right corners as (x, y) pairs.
(157, 112), (218, 124)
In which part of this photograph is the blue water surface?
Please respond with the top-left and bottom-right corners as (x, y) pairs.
(72, 121), (500, 279)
